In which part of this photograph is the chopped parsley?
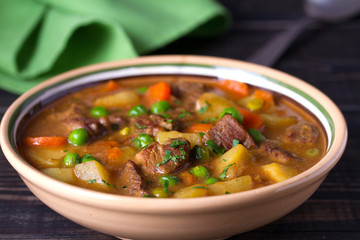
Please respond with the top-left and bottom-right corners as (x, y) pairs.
(166, 119), (173, 123)
(160, 114), (171, 119)
(88, 179), (96, 184)
(220, 163), (236, 180)
(192, 186), (209, 190)
(222, 159), (227, 162)
(170, 139), (187, 148)
(63, 150), (68, 152)
(137, 86), (148, 93)
(121, 185), (127, 189)
(198, 101), (211, 114)
(199, 117), (218, 123)
(156, 148), (186, 167)
(177, 110), (192, 119)
(164, 180), (170, 194)
(206, 140), (225, 155)
(225, 191), (230, 194)
(198, 132), (205, 137)
(232, 139), (240, 147)
(143, 195), (151, 198)
(101, 179), (119, 190)
(135, 123), (147, 129)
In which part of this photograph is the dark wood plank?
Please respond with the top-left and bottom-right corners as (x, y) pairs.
(1, 0), (359, 239)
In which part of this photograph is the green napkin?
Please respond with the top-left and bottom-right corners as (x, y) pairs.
(0, 0), (229, 94)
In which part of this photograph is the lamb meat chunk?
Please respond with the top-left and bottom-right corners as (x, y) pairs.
(134, 138), (190, 176)
(116, 160), (148, 197)
(130, 114), (177, 137)
(204, 115), (256, 150)
(281, 122), (319, 144)
(59, 103), (127, 138)
(171, 81), (206, 110)
(149, 114), (176, 131)
(259, 140), (302, 164)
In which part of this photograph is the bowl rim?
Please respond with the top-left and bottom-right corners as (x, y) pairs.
(0, 55), (348, 214)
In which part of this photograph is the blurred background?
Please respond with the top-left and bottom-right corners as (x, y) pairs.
(1, 0), (360, 239)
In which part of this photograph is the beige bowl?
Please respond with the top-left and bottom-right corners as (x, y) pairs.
(0, 55), (347, 240)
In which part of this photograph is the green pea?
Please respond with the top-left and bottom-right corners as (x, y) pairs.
(68, 128), (89, 146)
(160, 175), (180, 186)
(151, 100), (170, 114)
(205, 177), (219, 185)
(90, 106), (109, 118)
(81, 153), (97, 163)
(190, 166), (210, 178)
(128, 105), (148, 117)
(152, 187), (169, 198)
(306, 148), (320, 157)
(135, 133), (154, 148)
(63, 153), (80, 167)
(247, 129), (263, 143)
(247, 98), (264, 111)
(220, 107), (243, 124)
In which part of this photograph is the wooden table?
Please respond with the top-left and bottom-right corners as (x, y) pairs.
(1, 0), (359, 239)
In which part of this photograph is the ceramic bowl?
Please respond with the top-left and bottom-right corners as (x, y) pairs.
(0, 55), (347, 240)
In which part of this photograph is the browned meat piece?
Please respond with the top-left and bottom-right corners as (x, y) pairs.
(171, 81), (206, 110)
(259, 140), (302, 164)
(130, 114), (176, 137)
(203, 115), (256, 150)
(134, 138), (190, 177)
(59, 103), (126, 137)
(116, 160), (148, 197)
(281, 122), (319, 144)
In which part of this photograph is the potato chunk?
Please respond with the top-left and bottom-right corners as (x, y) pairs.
(195, 93), (235, 121)
(211, 144), (251, 180)
(24, 146), (67, 168)
(74, 160), (111, 191)
(173, 184), (209, 198)
(94, 90), (139, 107)
(41, 168), (75, 183)
(156, 131), (202, 149)
(261, 162), (299, 183)
(208, 175), (253, 195)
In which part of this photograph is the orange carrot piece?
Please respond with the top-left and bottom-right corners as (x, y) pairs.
(178, 171), (195, 185)
(143, 81), (171, 106)
(107, 147), (123, 161)
(25, 136), (67, 147)
(104, 80), (121, 92)
(184, 123), (213, 133)
(254, 89), (273, 108)
(216, 80), (250, 98)
(236, 107), (263, 130)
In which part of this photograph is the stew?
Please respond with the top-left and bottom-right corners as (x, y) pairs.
(19, 75), (327, 198)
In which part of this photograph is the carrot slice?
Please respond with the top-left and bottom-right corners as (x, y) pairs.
(254, 89), (274, 108)
(178, 171), (195, 185)
(216, 80), (250, 99)
(143, 81), (171, 106)
(107, 147), (123, 161)
(104, 80), (121, 92)
(184, 123), (213, 133)
(25, 137), (67, 147)
(236, 107), (263, 130)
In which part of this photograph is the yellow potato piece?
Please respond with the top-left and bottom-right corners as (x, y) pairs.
(211, 144), (251, 180)
(173, 184), (209, 198)
(261, 162), (299, 183)
(41, 168), (75, 183)
(156, 131), (202, 149)
(195, 92), (235, 121)
(208, 175), (253, 195)
(94, 90), (139, 107)
(24, 146), (67, 169)
(74, 160), (112, 191)
(260, 113), (298, 129)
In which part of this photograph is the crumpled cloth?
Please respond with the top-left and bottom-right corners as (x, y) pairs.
(0, 0), (229, 93)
